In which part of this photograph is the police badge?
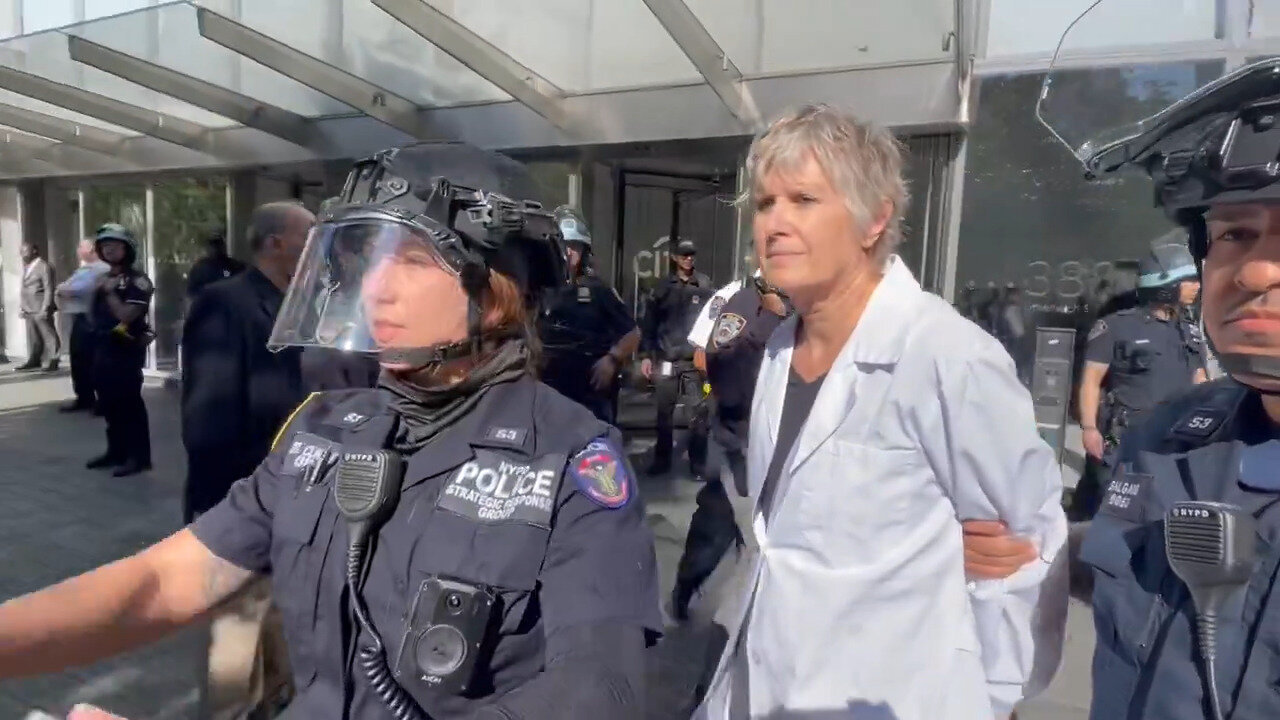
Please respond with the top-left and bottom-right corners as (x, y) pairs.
(712, 313), (746, 349)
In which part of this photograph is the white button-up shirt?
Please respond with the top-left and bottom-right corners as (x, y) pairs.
(696, 256), (1068, 720)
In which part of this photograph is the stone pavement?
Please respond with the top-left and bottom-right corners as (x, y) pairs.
(0, 372), (1093, 719)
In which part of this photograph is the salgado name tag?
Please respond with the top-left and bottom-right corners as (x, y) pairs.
(1100, 472), (1151, 523)
(436, 449), (566, 528)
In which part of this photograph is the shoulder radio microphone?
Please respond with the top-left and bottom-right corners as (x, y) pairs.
(1165, 501), (1257, 720)
(333, 450), (423, 720)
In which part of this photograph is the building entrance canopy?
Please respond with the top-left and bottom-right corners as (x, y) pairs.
(0, 0), (969, 180)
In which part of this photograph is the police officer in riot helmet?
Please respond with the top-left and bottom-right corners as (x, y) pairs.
(85, 223), (154, 477)
(537, 207), (640, 423)
(967, 12), (1280, 716)
(1073, 238), (1208, 518)
(0, 142), (662, 720)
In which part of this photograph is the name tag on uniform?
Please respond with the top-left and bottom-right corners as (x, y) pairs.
(661, 361), (673, 377)
(1100, 472), (1151, 523)
(436, 449), (566, 528)
(282, 432), (338, 479)
(577, 286), (592, 303)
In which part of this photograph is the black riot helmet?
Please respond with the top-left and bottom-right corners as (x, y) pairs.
(1038, 3), (1280, 386)
(268, 142), (568, 370)
(94, 223), (138, 267)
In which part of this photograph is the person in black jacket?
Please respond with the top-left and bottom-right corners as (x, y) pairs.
(185, 228), (246, 300)
(179, 201), (313, 720)
(180, 201), (314, 522)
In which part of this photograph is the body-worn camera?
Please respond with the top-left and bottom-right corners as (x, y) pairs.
(393, 576), (496, 697)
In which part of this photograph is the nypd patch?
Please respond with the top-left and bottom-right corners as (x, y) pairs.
(436, 449), (565, 528)
(134, 275), (153, 294)
(712, 313), (747, 349)
(569, 437), (632, 509)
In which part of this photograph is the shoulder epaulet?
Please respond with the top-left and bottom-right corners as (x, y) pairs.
(271, 392), (320, 451)
(1166, 381), (1250, 443)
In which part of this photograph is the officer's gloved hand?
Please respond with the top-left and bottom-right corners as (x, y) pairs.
(961, 520), (1037, 580)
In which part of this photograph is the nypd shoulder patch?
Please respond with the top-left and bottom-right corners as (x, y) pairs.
(569, 437), (632, 509)
(712, 312), (747, 349)
(134, 275), (153, 294)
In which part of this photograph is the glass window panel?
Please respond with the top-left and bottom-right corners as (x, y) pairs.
(152, 176), (228, 371)
(83, 183), (147, 266)
(0, 25), (238, 128)
(955, 63), (1222, 380)
(21, 0), (76, 34)
(430, 0), (698, 92)
(0, 86), (140, 136)
(84, 0), (151, 21)
(234, 0), (508, 107)
(987, 0), (1219, 57)
(1251, 0), (1280, 38)
(753, 0), (952, 74)
(67, 3), (355, 118)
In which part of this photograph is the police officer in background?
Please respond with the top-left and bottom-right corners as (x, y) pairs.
(85, 224), (154, 478)
(640, 238), (714, 476)
(671, 270), (790, 621)
(538, 206), (639, 423)
(1072, 241), (1207, 517)
(970, 14), (1280, 716)
(0, 142), (662, 720)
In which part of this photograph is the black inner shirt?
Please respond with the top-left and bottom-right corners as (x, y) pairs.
(757, 367), (827, 524)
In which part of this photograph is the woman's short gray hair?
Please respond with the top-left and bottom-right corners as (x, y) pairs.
(746, 104), (909, 261)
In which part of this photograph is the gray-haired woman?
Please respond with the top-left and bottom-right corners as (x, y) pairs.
(696, 104), (1068, 720)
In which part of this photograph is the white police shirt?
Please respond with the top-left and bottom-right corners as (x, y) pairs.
(695, 256), (1069, 720)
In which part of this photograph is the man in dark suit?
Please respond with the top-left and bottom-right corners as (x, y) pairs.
(180, 201), (313, 519)
(17, 242), (59, 371)
(180, 201), (314, 720)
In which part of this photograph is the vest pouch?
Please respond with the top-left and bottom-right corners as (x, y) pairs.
(1118, 342), (1154, 373)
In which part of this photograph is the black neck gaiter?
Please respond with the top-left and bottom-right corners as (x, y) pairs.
(379, 339), (530, 453)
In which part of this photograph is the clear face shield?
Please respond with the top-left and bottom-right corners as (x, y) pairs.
(1036, 0), (1231, 174)
(268, 215), (461, 355)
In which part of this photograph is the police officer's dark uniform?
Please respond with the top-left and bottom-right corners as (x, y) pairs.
(85, 224), (154, 477)
(538, 208), (637, 424)
(1074, 247), (1203, 517)
(190, 142), (662, 720)
(1038, 45), (1280, 720)
(642, 239), (714, 475)
(672, 274), (790, 619)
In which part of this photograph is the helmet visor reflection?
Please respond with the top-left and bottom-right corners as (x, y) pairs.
(269, 218), (455, 353)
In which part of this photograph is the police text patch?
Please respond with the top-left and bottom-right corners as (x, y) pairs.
(569, 438), (632, 509)
(1100, 472), (1151, 523)
(436, 449), (565, 527)
(282, 432), (338, 479)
